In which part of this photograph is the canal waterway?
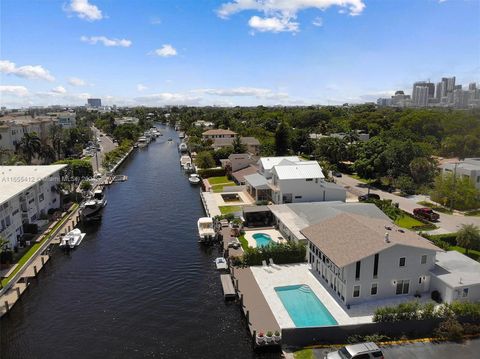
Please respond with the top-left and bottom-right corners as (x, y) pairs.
(1, 125), (276, 359)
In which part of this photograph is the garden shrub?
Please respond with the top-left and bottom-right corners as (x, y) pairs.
(434, 317), (464, 341)
(197, 168), (226, 178)
(242, 241), (306, 266)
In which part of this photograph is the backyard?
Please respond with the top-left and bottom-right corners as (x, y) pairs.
(208, 176), (235, 193)
(219, 205), (242, 215)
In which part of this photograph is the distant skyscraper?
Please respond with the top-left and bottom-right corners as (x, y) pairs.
(435, 82), (444, 100)
(87, 98), (102, 107)
(469, 82), (477, 91)
(412, 82), (430, 107)
(442, 77), (456, 93)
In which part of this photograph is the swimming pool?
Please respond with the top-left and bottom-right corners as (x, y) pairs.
(252, 233), (273, 247)
(275, 284), (338, 327)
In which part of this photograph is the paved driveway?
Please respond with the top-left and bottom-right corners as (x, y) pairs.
(314, 338), (480, 358)
(335, 174), (480, 233)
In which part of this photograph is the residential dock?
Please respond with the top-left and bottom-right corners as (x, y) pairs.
(220, 274), (236, 300)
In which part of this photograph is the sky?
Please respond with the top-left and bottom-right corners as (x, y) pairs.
(0, 0), (479, 108)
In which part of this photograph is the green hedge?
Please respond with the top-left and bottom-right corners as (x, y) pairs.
(197, 168), (226, 178)
(423, 233), (458, 246)
(242, 241), (306, 266)
(373, 301), (480, 323)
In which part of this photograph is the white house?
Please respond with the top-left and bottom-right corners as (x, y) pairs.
(0, 115), (57, 151)
(440, 158), (480, 190)
(244, 157), (346, 204)
(0, 165), (66, 248)
(202, 129), (237, 140)
(302, 212), (441, 305)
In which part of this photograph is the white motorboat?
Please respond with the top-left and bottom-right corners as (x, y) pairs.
(215, 257), (228, 271)
(60, 229), (86, 249)
(80, 187), (107, 222)
(184, 162), (195, 173)
(178, 142), (188, 152)
(180, 155), (192, 168)
(137, 136), (148, 147)
(188, 174), (201, 185)
(197, 217), (215, 242)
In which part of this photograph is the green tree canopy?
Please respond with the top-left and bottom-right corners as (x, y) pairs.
(456, 224), (480, 254)
(195, 151), (215, 169)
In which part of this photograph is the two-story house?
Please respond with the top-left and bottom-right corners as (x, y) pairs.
(202, 129), (237, 140)
(302, 212), (441, 305)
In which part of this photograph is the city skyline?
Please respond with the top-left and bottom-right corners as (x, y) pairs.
(1, 0), (479, 108)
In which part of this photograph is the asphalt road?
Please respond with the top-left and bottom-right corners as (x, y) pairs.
(313, 338), (480, 358)
(334, 173), (480, 234)
(90, 127), (117, 173)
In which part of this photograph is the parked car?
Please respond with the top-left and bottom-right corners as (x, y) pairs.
(332, 170), (342, 178)
(413, 207), (440, 222)
(358, 193), (381, 202)
(326, 342), (384, 359)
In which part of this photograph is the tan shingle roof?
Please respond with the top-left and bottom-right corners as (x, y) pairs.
(301, 213), (441, 267)
(202, 129), (237, 135)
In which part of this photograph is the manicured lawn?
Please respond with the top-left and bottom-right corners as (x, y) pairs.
(238, 234), (249, 251)
(212, 182), (235, 192)
(350, 173), (369, 184)
(219, 205), (242, 215)
(207, 176), (231, 185)
(294, 348), (314, 359)
(394, 215), (425, 229)
(450, 246), (480, 261)
(0, 204), (78, 288)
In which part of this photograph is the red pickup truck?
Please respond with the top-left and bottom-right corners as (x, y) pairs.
(413, 208), (440, 222)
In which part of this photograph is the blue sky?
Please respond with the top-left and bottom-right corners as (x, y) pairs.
(0, 0), (479, 107)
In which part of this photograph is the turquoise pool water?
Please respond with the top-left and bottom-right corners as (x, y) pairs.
(275, 285), (338, 327)
(252, 233), (273, 247)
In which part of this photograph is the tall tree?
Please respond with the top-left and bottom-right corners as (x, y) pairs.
(19, 132), (41, 164)
(195, 151), (215, 169)
(232, 134), (246, 153)
(49, 123), (64, 160)
(456, 224), (480, 255)
(39, 142), (56, 164)
(275, 120), (290, 156)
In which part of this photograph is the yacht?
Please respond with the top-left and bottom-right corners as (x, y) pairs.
(60, 229), (86, 249)
(80, 187), (107, 222)
(137, 136), (148, 147)
(197, 217), (215, 242)
(178, 142), (188, 152)
(188, 174), (201, 185)
(180, 155), (192, 169)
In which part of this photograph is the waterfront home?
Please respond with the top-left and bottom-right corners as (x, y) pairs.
(202, 129), (237, 140)
(0, 165), (67, 248)
(211, 137), (261, 155)
(440, 158), (480, 190)
(301, 213), (442, 305)
(244, 157), (346, 204)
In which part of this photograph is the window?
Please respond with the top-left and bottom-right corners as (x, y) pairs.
(306, 178), (313, 182)
(39, 193), (44, 202)
(421, 255), (427, 264)
(399, 257), (406, 267)
(395, 280), (410, 295)
(294, 195), (302, 199)
(371, 283), (378, 295)
(373, 253), (379, 278)
(353, 285), (360, 297)
(462, 288), (469, 297)
(355, 261), (361, 280)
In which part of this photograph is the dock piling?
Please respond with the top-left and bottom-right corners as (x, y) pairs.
(4, 301), (9, 313)
(16, 287), (20, 298)
(33, 266), (38, 276)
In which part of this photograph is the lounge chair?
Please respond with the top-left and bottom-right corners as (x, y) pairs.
(262, 260), (268, 268)
(269, 258), (275, 266)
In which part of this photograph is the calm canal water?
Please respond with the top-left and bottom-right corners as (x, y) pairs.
(1, 125), (278, 359)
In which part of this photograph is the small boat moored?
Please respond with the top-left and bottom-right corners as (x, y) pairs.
(59, 228), (86, 249)
(215, 257), (228, 271)
(188, 174), (201, 185)
(197, 217), (215, 242)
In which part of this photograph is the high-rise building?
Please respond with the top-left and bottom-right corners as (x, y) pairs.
(468, 82), (477, 91)
(87, 98), (102, 107)
(435, 82), (444, 100)
(412, 82), (430, 107)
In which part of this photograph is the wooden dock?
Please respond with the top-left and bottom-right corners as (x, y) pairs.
(220, 274), (236, 300)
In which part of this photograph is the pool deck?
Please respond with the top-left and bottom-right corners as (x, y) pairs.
(250, 263), (434, 329)
(231, 266), (280, 335)
(244, 229), (286, 248)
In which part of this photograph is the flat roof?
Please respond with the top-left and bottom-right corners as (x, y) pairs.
(0, 165), (67, 204)
(430, 250), (480, 287)
(272, 161), (325, 180)
(243, 205), (270, 214)
(301, 213), (440, 268)
(244, 173), (270, 189)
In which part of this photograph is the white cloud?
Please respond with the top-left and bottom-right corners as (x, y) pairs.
(195, 87), (288, 100)
(135, 92), (201, 106)
(153, 44), (177, 57)
(0, 60), (55, 81)
(51, 86), (67, 94)
(0, 85), (29, 97)
(64, 0), (103, 21)
(68, 77), (87, 86)
(312, 16), (323, 27)
(248, 16), (299, 33)
(80, 36), (132, 47)
(150, 17), (162, 25)
(217, 0), (365, 33)
(136, 84), (148, 91)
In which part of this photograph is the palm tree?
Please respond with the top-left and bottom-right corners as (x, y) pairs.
(19, 132), (42, 164)
(39, 142), (56, 164)
(49, 124), (64, 160)
(456, 224), (480, 255)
